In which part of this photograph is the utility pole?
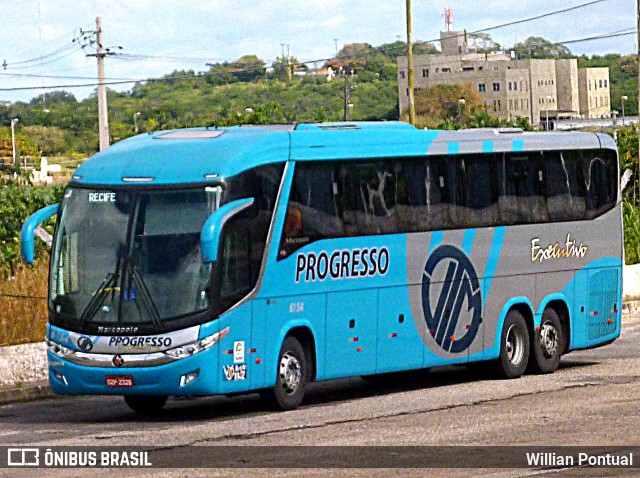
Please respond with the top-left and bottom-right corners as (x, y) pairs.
(406, 0), (416, 125)
(287, 44), (292, 83)
(11, 118), (18, 166)
(344, 73), (352, 121)
(96, 17), (110, 151)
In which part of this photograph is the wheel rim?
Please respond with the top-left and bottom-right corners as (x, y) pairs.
(505, 324), (524, 365)
(539, 321), (559, 358)
(279, 351), (301, 395)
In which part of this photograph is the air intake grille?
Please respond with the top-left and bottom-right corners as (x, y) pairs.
(588, 269), (618, 340)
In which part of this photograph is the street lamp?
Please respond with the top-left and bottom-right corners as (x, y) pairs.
(10, 118), (18, 166)
(134, 112), (141, 134)
(458, 98), (466, 123)
(621, 95), (628, 126)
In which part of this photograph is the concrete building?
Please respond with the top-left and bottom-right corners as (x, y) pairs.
(397, 31), (610, 127)
(578, 67), (611, 118)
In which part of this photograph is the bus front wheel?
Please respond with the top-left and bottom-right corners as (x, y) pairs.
(528, 307), (564, 374)
(124, 395), (167, 414)
(262, 336), (307, 410)
(494, 310), (530, 379)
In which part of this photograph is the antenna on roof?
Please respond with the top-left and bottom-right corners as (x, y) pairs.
(444, 7), (453, 31)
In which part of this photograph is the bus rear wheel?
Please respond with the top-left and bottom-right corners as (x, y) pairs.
(528, 308), (564, 374)
(262, 336), (307, 411)
(494, 310), (530, 379)
(124, 395), (167, 414)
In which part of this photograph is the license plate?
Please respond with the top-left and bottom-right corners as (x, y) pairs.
(105, 376), (134, 387)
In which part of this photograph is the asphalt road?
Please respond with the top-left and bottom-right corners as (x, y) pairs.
(1, 313), (639, 477)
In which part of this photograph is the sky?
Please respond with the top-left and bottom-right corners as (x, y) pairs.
(0, 0), (636, 103)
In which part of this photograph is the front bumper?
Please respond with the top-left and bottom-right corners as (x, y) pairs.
(47, 346), (219, 396)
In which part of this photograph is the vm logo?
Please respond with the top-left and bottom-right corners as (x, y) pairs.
(421, 245), (482, 353)
(7, 448), (39, 467)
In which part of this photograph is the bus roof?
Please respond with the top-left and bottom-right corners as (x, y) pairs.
(70, 122), (616, 186)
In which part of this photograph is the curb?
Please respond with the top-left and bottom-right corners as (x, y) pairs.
(0, 380), (52, 406)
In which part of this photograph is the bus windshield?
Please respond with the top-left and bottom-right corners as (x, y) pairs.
(49, 163), (283, 329)
(50, 187), (220, 324)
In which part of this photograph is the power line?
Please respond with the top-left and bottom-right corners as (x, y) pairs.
(0, 11), (633, 92)
(295, 0), (616, 66)
(3, 44), (84, 71)
(0, 71), (138, 81)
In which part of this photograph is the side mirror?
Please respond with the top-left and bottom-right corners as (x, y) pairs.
(200, 198), (254, 264)
(21, 203), (60, 264)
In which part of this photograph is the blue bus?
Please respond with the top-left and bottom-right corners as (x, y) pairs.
(21, 122), (622, 413)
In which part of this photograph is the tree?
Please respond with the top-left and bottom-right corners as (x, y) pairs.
(271, 56), (303, 81)
(22, 126), (67, 156)
(413, 83), (484, 128)
(513, 37), (572, 59)
(205, 62), (236, 85)
(325, 43), (373, 73)
(232, 55), (266, 82)
(469, 33), (501, 54)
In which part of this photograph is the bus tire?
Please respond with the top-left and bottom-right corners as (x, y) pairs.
(123, 395), (167, 414)
(493, 310), (530, 379)
(528, 307), (564, 374)
(263, 336), (307, 411)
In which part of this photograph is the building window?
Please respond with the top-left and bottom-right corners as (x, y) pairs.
(442, 67), (451, 73)
(604, 79), (608, 87)
(493, 82), (500, 91)
(422, 68), (429, 78)
(589, 81), (592, 91)
(493, 100), (497, 111)
(498, 100), (502, 110)
(514, 82), (518, 91)
(599, 79), (603, 88)
(478, 83), (486, 92)
(508, 82), (512, 91)
(399, 70), (406, 79)
(509, 99), (513, 109)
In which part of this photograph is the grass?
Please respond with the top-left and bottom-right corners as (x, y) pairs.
(0, 260), (49, 346)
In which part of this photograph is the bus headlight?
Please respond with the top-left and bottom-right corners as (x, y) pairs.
(46, 339), (74, 358)
(164, 326), (230, 359)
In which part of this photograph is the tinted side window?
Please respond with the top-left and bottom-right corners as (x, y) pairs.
(338, 161), (399, 236)
(545, 151), (587, 221)
(582, 150), (617, 219)
(462, 155), (499, 227)
(396, 157), (451, 231)
(498, 153), (548, 224)
(279, 162), (342, 258)
(219, 164), (284, 309)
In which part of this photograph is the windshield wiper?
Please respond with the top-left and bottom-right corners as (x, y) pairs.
(78, 244), (125, 325)
(127, 263), (162, 328)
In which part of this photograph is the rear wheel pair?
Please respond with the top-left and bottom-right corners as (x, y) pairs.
(494, 308), (563, 378)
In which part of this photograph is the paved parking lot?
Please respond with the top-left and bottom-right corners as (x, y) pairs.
(1, 313), (638, 477)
